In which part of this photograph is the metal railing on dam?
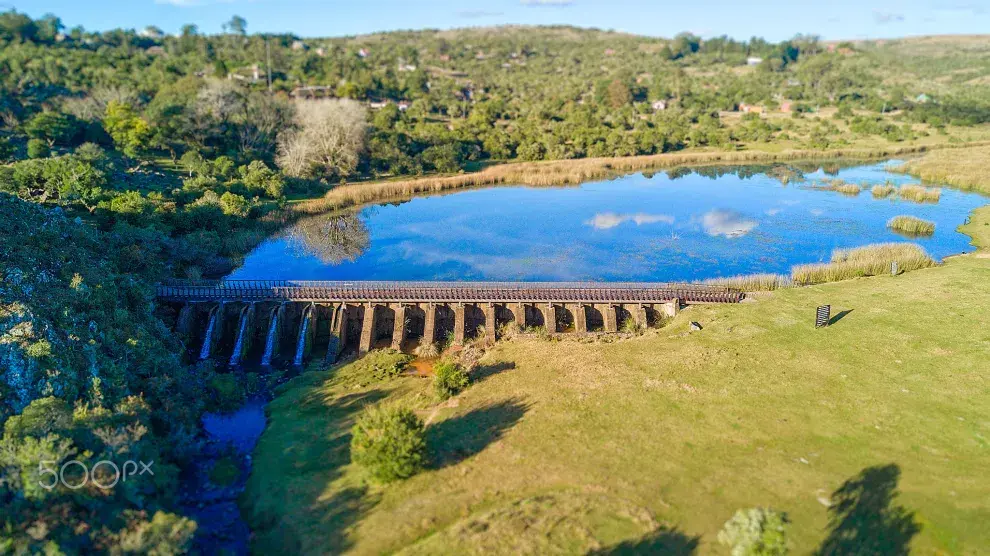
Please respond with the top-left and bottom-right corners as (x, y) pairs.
(155, 280), (745, 304)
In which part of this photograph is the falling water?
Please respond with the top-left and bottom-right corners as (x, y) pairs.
(260, 311), (278, 367)
(228, 306), (251, 367)
(293, 307), (312, 367)
(198, 308), (220, 360)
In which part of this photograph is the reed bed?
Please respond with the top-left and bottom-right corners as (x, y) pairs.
(893, 145), (990, 196)
(792, 243), (936, 285)
(293, 143), (975, 216)
(898, 184), (942, 203)
(871, 184), (897, 198)
(887, 215), (936, 236)
(702, 273), (793, 292)
(807, 179), (862, 196)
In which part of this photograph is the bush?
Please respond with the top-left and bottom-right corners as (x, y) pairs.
(433, 360), (469, 400)
(717, 508), (789, 556)
(26, 138), (50, 159)
(350, 404), (426, 483)
(352, 349), (413, 381)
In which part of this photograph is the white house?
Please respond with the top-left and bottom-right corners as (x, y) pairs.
(746, 56), (763, 66)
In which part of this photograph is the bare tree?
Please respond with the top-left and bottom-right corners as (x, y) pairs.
(196, 79), (245, 124)
(276, 99), (367, 180)
(61, 86), (139, 120)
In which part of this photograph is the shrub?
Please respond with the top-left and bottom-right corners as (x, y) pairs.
(350, 404), (426, 483)
(433, 360), (469, 400)
(717, 508), (789, 556)
(26, 138), (50, 159)
(352, 349), (413, 381)
(219, 191), (251, 217)
(887, 215), (935, 236)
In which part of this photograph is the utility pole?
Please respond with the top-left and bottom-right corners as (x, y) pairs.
(266, 36), (273, 93)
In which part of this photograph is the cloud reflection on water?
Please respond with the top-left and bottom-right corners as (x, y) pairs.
(701, 210), (758, 238)
(586, 212), (675, 230)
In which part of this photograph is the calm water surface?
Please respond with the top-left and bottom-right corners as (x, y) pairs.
(230, 161), (987, 282)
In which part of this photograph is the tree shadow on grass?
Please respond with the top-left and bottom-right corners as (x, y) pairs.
(250, 387), (389, 554)
(588, 527), (700, 555)
(817, 464), (920, 556)
(471, 361), (516, 383)
(427, 398), (530, 469)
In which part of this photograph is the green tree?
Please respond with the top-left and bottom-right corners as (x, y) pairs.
(26, 138), (50, 159)
(350, 404), (426, 483)
(433, 360), (469, 400)
(718, 508), (789, 556)
(25, 112), (80, 146)
(103, 101), (151, 157)
(607, 79), (633, 109)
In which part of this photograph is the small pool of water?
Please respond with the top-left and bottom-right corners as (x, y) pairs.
(230, 161), (987, 282)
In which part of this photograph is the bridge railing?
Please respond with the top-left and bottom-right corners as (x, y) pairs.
(156, 280), (744, 304)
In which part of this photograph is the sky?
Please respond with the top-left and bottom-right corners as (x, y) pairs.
(13, 0), (990, 41)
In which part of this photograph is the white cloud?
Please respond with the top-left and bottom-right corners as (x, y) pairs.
(521, 0), (575, 6)
(585, 212), (675, 230)
(873, 10), (906, 24)
(701, 210), (757, 238)
(765, 208), (781, 216)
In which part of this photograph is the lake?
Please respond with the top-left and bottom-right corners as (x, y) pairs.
(229, 161), (987, 283)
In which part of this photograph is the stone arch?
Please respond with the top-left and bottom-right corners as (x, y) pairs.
(434, 304), (456, 345)
(585, 305), (605, 332)
(403, 305), (426, 344)
(464, 304), (486, 340)
(615, 306), (633, 332)
(372, 305), (396, 349)
(556, 305), (575, 332)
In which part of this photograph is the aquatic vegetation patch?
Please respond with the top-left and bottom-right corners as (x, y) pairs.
(887, 215), (936, 236)
(792, 243), (936, 285)
(898, 184), (941, 203)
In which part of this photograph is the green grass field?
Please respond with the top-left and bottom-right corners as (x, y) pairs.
(243, 152), (990, 555)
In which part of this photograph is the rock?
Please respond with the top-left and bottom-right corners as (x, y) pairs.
(689, 321), (703, 331)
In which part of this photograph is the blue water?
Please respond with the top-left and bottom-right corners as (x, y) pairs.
(230, 161), (987, 282)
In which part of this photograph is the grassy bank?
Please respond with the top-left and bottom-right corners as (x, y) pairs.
(244, 202), (990, 554)
(293, 142), (990, 216)
(895, 145), (990, 196)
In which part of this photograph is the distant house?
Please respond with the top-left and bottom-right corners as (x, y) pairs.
(746, 56), (763, 66)
(398, 64), (417, 72)
(779, 101), (793, 113)
(916, 93), (932, 104)
(739, 103), (764, 114)
(397, 101), (411, 111)
(652, 100), (667, 111)
(358, 48), (370, 58)
(145, 46), (166, 56)
(368, 101), (389, 109)
(439, 54), (451, 62)
(291, 40), (307, 51)
(315, 47), (328, 57)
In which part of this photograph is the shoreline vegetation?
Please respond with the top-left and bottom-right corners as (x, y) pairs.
(887, 215), (936, 236)
(292, 141), (990, 215)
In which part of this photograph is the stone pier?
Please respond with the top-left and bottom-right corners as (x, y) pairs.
(569, 303), (587, 333)
(453, 303), (466, 345)
(540, 303), (556, 333)
(391, 303), (406, 350)
(599, 304), (617, 333)
(512, 302), (526, 328)
(423, 303), (436, 346)
(359, 303), (376, 353)
(632, 304), (648, 328)
(484, 303), (497, 344)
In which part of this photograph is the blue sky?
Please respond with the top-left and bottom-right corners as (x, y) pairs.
(14, 0), (990, 41)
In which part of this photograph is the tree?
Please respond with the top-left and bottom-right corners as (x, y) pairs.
(26, 139), (50, 159)
(239, 160), (285, 198)
(0, 135), (15, 162)
(350, 404), (427, 483)
(25, 112), (80, 146)
(718, 508), (789, 556)
(276, 99), (368, 180)
(607, 79), (632, 109)
(224, 15), (247, 36)
(433, 360), (469, 400)
(103, 101), (151, 157)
